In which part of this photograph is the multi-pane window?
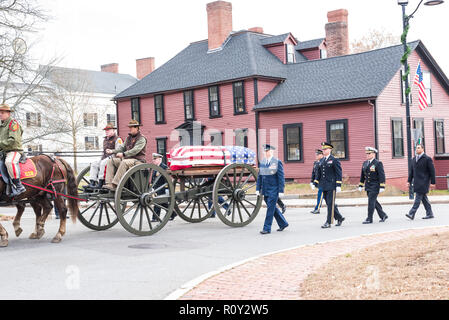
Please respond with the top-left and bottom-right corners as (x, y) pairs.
(327, 120), (348, 159)
(209, 86), (220, 117)
(156, 138), (167, 164)
(392, 119), (404, 157)
(233, 82), (246, 114)
(423, 70), (432, 105)
(27, 144), (42, 153)
(26, 112), (41, 127)
(283, 124), (302, 162)
(235, 128), (248, 148)
(320, 49), (327, 59)
(413, 118), (425, 150)
(85, 136), (99, 150)
(184, 90), (195, 121)
(83, 113), (98, 127)
(154, 95), (165, 124)
(106, 114), (116, 127)
(286, 44), (295, 64)
(131, 98), (140, 123)
(435, 120), (445, 154)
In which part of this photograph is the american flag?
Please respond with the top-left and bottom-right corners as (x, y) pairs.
(413, 61), (428, 111)
(168, 146), (256, 171)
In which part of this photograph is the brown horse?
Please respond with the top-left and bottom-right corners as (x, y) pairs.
(0, 155), (79, 247)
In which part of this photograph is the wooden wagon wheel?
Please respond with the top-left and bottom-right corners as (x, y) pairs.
(173, 177), (213, 223)
(114, 163), (175, 236)
(76, 165), (119, 231)
(212, 163), (262, 227)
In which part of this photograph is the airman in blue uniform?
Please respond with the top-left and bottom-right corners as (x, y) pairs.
(256, 144), (288, 234)
(313, 142), (345, 229)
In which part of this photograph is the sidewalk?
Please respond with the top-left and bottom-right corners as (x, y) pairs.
(169, 225), (449, 300)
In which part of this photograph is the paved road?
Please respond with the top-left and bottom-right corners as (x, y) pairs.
(0, 203), (447, 300)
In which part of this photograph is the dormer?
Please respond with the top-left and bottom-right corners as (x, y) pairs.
(295, 38), (327, 61)
(261, 33), (298, 64)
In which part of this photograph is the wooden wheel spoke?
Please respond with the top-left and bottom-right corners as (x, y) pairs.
(139, 206), (143, 231)
(88, 202), (101, 223)
(190, 200), (197, 219)
(122, 187), (140, 199)
(242, 183), (257, 192)
(129, 204), (141, 226)
(152, 202), (169, 212)
(241, 198), (257, 208)
(148, 205), (162, 223)
(238, 200), (253, 217)
(180, 199), (194, 215)
(144, 206), (153, 230)
(236, 201), (244, 223)
(103, 202), (111, 225)
(123, 202), (138, 217)
(152, 183), (168, 194)
(239, 173), (254, 190)
(199, 197), (211, 215)
(98, 203), (103, 226)
(237, 167), (246, 188)
(128, 176), (142, 194)
(80, 201), (97, 216)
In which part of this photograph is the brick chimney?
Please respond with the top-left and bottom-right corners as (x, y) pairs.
(249, 27), (264, 34)
(101, 63), (119, 73)
(206, 1), (233, 51)
(136, 57), (155, 80)
(325, 9), (349, 58)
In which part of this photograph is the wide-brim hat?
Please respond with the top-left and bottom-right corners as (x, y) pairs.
(103, 123), (117, 130)
(152, 153), (163, 158)
(263, 144), (276, 151)
(128, 120), (142, 127)
(0, 104), (12, 112)
(321, 142), (334, 150)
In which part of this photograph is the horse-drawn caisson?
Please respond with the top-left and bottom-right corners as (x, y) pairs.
(76, 145), (262, 236)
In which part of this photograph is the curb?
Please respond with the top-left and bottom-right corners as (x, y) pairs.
(164, 224), (449, 300)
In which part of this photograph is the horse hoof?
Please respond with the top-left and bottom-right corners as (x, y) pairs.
(29, 233), (38, 240)
(15, 228), (23, 237)
(37, 230), (45, 239)
(51, 237), (61, 243)
(0, 240), (8, 247)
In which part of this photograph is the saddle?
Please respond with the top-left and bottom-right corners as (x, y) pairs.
(0, 159), (38, 180)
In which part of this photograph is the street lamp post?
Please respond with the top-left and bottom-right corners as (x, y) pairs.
(398, 0), (444, 199)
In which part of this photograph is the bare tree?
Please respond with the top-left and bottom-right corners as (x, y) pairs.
(351, 28), (400, 54)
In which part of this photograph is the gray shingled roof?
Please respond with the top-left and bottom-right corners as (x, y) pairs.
(42, 66), (137, 95)
(259, 33), (292, 46)
(254, 41), (421, 110)
(296, 38), (325, 50)
(115, 32), (288, 99)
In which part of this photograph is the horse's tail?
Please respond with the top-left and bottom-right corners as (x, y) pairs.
(58, 158), (79, 224)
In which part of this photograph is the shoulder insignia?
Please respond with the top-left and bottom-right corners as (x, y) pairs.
(9, 120), (19, 132)
(117, 138), (123, 144)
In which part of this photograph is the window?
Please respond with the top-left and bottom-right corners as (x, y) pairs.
(413, 118), (425, 150)
(320, 49), (327, 59)
(392, 119), (404, 158)
(156, 138), (167, 164)
(85, 136), (99, 150)
(26, 112), (41, 127)
(235, 128), (248, 148)
(209, 86), (220, 118)
(327, 120), (348, 160)
(184, 91), (195, 121)
(209, 131), (223, 146)
(233, 81), (246, 114)
(423, 70), (432, 105)
(107, 114), (116, 127)
(83, 113), (98, 127)
(286, 44), (295, 64)
(400, 67), (412, 105)
(283, 123), (303, 162)
(131, 98), (141, 123)
(435, 120), (445, 154)
(27, 144), (42, 153)
(154, 95), (165, 124)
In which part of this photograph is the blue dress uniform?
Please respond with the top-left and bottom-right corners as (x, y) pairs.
(256, 145), (288, 234)
(314, 142), (345, 228)
(359, 147), (388, 223)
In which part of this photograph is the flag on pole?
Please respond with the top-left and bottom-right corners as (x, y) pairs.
(413, 61), (428, 111)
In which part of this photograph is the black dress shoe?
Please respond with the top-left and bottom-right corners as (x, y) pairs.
(405, 213), (415, 220)
(321, 222), (331, 229)
(380, 215), (388, 222)
(277, 224), (289, 232)
(311, 209), (320, 214)
(362, 219), (373, 224)
(422, 215), (434, 219)
(260, 230), (270, 235)
(336, 217), (345, 226)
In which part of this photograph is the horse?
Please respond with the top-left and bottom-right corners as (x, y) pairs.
(0, 155), (79, 247)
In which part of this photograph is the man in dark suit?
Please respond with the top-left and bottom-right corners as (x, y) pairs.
(406, 144), (436, 220)
(256, 144), (288, 234)
(359, 147), (388, 224)
(313, 142), (345, 229)
(310, 149), (324, 214)
(150, 153), (176, 221)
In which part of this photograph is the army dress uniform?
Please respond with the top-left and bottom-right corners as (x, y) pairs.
(359, 147), (388, 223)
(310, 149), (324, 214)
(314, 142), (345, 228)
(256, 145), (288, 234)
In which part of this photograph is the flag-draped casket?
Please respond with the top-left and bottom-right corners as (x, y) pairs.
(168, 146), (256, 171)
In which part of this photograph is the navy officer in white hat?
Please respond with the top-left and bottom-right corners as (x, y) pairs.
(256, 144), (288, 234)
(358, 147), (388, 224)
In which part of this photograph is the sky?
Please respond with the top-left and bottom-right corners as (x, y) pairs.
(31, 0), (449, 78)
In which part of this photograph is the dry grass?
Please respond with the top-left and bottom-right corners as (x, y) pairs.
(300, 232), (449, 300)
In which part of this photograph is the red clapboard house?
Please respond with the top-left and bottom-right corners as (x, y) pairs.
(114, 1), (449, 190)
